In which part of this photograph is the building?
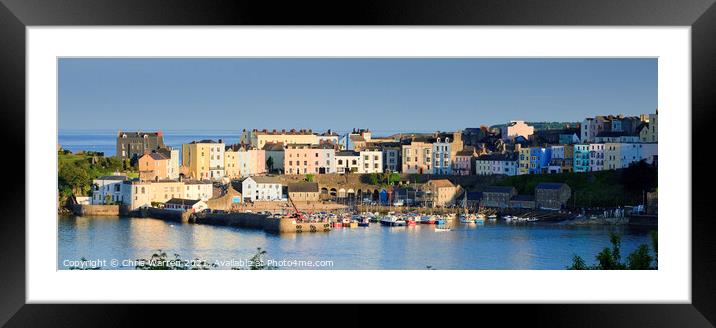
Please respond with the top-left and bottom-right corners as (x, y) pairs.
(559, 133), (580, 144)
(581, 116), (612, 143)
(183, 179), (214, 201)
(316, 130), (340, 146)
(241, 128), (319, 149)
(589, 143), (605, 172)
(454, 147), (477, 176)
(402, 138), (433, 174)
(241, 176), (283, 201)
(116, 131), (165, 164)
(604, 143), (622, 170)
(284, 144), (336, 175)
(639, 109), (658, 143)
(432, 137), (452, 175)
(335, 150), (361, 174)
(262, 143), (285, 173)
(518, 146), (531, 175)
(181, 139), (225, 181)
(287, 182), (320, 202)
(164, 198), (208, 213)
(380, 142), (402, 173)
(91, 174), (129, 204)
(548, 145), (574, 173)
(639, 143), (658, 165)
(138, 152), (170, 181)
(509, 195), (536, 209)
(224, 147), (240, 178)
(234, 146), (266, 177)
(573, 144), (591, 172)
(528, 147), (552, 174)
(157, 147), (180, 179)
(535, 182), (572, 210)
(501, 121), (534, 141)
(474, 152), (518, 176)
(359, 148), (383, 174)
(424, 179), (459, 207)
(481, 186), (518, 208)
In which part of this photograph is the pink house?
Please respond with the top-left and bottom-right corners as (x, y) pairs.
(454, 148), (478, 176)
(285, 144), (336, 175)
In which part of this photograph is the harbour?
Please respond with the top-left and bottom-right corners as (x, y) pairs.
(58, 214), (655, 270)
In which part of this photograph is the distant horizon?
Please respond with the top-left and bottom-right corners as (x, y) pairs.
(59, 58), (657, 131)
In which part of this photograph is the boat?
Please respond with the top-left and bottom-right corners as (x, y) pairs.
(459, 214), (478, 223)
(380, 215), (406, 226)
(344, 221), (358, 228)
(358, 219), (370, 227)
(330, 221), (343, 228)
(406, 219), (417, 226)
(435, 226), (451, 232)
(420, 215), (436, 224)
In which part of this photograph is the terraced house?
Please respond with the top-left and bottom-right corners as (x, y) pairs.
(181, 139), (225, 181)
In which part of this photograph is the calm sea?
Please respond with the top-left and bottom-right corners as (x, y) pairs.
(58, 216), (655, 270)
(58, 130), (244, 156)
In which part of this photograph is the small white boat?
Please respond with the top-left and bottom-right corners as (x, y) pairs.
(435, 225), (451, 232)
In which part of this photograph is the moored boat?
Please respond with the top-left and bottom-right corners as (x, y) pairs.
(380, 215), (406, 226)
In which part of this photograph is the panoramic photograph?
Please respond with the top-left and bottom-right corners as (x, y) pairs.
(57, 58), (658, 270)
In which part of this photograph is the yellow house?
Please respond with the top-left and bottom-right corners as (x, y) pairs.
(518, 146), (530, 175)
(224, 147), (239, 178)
(181, 140), (225, 180)
(243, 129), (319, 149)
(604, 143), (621, 170)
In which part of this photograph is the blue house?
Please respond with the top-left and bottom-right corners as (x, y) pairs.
(529, 147), (552, 174)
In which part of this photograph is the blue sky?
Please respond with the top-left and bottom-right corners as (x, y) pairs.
(58, 58), (657, 135)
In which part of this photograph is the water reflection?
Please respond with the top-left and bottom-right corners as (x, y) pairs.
(58, 216), (654, 270)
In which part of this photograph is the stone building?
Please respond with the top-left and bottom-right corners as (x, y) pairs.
(481, 186), (518, 208)
(116, 131), (165, 164)
(534, 182), (571, 210)
(288, 182), (320, 202)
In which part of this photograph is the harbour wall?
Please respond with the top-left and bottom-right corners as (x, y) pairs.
(191, 212), (331, 233)
(70, 204), (120, 216)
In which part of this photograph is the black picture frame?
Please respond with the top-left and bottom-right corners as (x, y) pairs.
(1, 0), (714, 326)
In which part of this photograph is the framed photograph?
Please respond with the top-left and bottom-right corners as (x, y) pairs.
(2, 0), (715, 326)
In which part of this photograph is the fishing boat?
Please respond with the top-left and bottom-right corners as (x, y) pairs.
(406, 218), (417, 226)
(331, 221), (343, 228)
(420, 215), (436, 224)
(435, 225), (451, 232)
(459, 214), (478, 223)
(358, 218), (370, 227)
(344, 220), (358, 228)
(487, 214), (497, 221)
(380, 215), (406, 226)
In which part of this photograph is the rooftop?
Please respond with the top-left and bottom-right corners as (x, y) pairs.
(288, 182), (319, 193)
(165, 198), (202, 206)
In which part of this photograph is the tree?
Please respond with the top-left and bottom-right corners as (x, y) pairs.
(368, 173), (379, 185)
(388, 172), (401, 185)
(626, 245), (653, 270)
(567, 255), (589, 270)
(568, 231), (657, 270)
(305, 174), (315, 182)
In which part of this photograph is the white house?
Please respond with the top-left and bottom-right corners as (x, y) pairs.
(335, 150), (361, 174)
(183, 180), (214, 201)
(91, 174), (129, 204)
(475, 153), (518, 176)
(209, 142), (225, 180)
(589, 143), (605, 172)
(241, 176), (283, 201)
(358, 149), (383, 174)
(431, 137), (452, 175)
(164, 198), (208, 213)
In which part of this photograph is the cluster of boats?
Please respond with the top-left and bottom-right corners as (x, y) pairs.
(503, 215), (539, 223)
(286, 210), (538, 231)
